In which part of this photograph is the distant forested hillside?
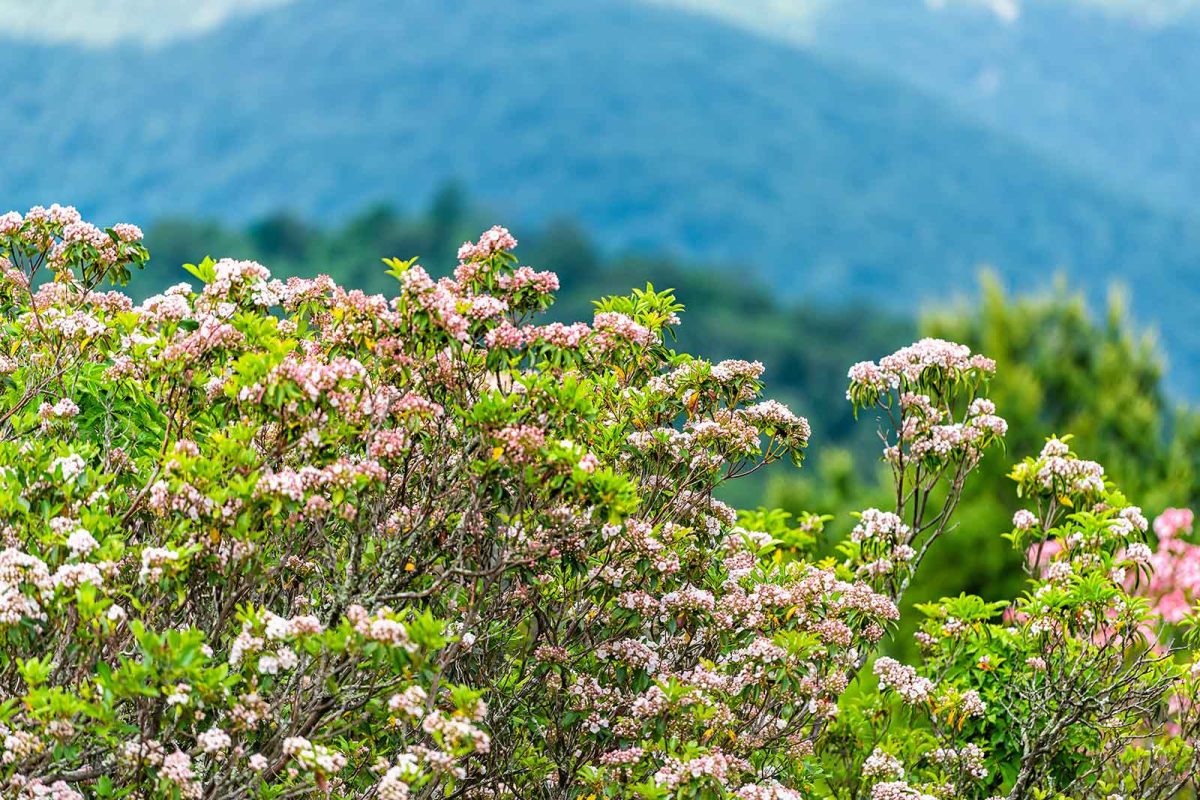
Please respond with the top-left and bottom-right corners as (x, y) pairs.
(677, 0), (1200, 216)
(809, 0), (1200, 214)
(3, 0), (1200, 389)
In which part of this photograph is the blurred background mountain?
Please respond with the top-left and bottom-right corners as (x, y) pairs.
(4, 0), (1200, 388)
(4, 0), (1200, 633)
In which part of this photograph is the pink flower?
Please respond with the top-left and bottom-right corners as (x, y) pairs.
(1012, 509), (1037, 531)
(111, 223), (144, 242)
(1155, 508), (1194, 539)
(1025, 538), (1062, 571)
(456, 225), (518, 263)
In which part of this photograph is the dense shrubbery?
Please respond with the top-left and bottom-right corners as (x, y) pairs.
(139, 195), (913, 472)
(149, 203), (1200, 669)
(0, 205), (1198, 799)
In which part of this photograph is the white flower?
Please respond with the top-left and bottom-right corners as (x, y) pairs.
(166, 684), (191, 706)
(49, 453), (87, 481)
(66, 528), (98, 557)
(276, 648), (298, 671)
(197, 727), (231, 754)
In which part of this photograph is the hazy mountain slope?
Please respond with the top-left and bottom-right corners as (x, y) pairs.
(655, 0), (1200, 213)
(2, 0), (1200, 388)
(667, 0), (1200, 215)
(811, 0), (1200, 214)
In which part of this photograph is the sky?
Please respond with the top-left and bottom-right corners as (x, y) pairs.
(0, 0), (1197, 48)
(0, 0), (290, 46)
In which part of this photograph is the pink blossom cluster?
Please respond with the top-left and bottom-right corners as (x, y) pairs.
(497, 265), (559, 294)
(873, 656), (934, 704)
(1134, 508), (1200, 623)
(851, 509), (911, 544)
(200, 258), (274, 306)
(455, 225), (517, 265)
(884, 392), (1007, 466)
(37, 398), (79, 427)
(493, 424), (547, 464)
(646, 358), (764, 404)
(739, 399), (812, 448)
(1033, 437), (1105, 495)
(870, 780), (941, 800)
(848, 337), (996, 393)
(1, 205), (145, 277)
(282, 736), (348, 774)
(8, 777), (84, 800)
(592, 310), (656, 350)
(255, 458), (386, 505)
(847, 508), (918, 582)
(653, 750), (749, 790)
(733, 781), (805, 799)
(862, 748), (906, 780)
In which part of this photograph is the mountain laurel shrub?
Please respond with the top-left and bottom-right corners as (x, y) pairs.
(0, 204), (1196, 799)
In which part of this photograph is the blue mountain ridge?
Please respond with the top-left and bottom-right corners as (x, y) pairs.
(2, 0), (1199, 389)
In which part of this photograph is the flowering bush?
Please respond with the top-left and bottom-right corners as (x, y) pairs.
(0, 204), (1196, 800)
(820, 445), (1200, 798)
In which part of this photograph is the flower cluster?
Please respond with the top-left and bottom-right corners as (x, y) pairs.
(847, 338), (996, 397)
(1131, 507), (1200, 623)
